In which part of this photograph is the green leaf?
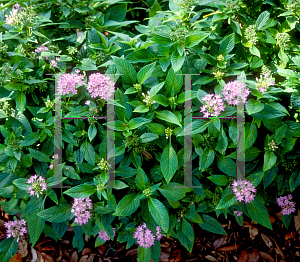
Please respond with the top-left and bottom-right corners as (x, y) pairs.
(137, 246), (151, 262)
(207, 175), (229, 186)
(113, 194), (140, 216)
(219, 33), (235, 54)
(161, 142), (178, 183)
(128, 117), (151, 130)
(13, 178), (28, 190)
(165, 67), (183, 96)
(0, 110), (8, 119)
(147, 123), (166, 135)
(149, 0), (162, 17)
(16, 91), (26, 112)
(215, 128), (228, 155)
(140, 132), (159, 143)
(282, 214), (292, 230)
(0, 238), (18, 262)
(88, 124), (97, 142)
(289, 169), (300, 192)
(135, 167), (149, 191)
(156, 111), (182, 127)
(171, 50), (185, 72)
(199, 148), (215, 171)
(181, 218), (194, 242)
(37, 204), (72, 223)
(279, 49), (289, 62)
(137, 62), (156, 84)
(64, 166), (81, 180)
(112, 56), (137, 85)
(249, 46), (260, 58)
(255, 11), (270, 30)
(28, 212), (45, 246)
(177, 223), (194, 253)
(133, 105), (149, 113)
(199, 214), (227, 235)
(108, 4), (127, 21)
(245, 121), (257, 150)
(64, 184), (96, 198)
(73, 226), (84, 252)
(52, 222), (68, 239)
(246, 99), (264, 115)
(263, 151), (277, 172)
(245, 146), (261, 162)
(148, 197), (169, 232)
(263, 165), (278, 188)
(185, 33), (209, 48)
(246, 198), (272, 229)
(28, 148), (51, 162)
(216, 194), (236, 209)
(20, 132), (40, 146)
(158, 182), (192, 201)
(216, 154), (236, 177)
(81, 140), (95, 165)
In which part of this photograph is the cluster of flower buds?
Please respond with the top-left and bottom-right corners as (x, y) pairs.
(212, 69), (225, 80)
(276, 194), (296, 215)
(244, 25), (258, 45)
(255, 72), (275, 93)
(5, 3), (23, 25)
(27, 174), (47, 198)
(165, 127), (173, 139)
(275, 32), (290, 50)
(142, 91), (155, 106)
(67, 46), (78, 55)
(267, 140), (278, 151)
(98, 158), (111, 170)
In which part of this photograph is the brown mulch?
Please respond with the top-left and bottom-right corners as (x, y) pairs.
(1, 204), (300, 262)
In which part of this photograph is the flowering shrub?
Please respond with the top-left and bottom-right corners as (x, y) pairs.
(0, 0), (300, 262)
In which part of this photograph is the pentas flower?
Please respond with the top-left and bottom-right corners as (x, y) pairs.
(27, 174), (47, 198)
(255, 72), (275, 93)
(4, 219), (27, 240)
(71, 197), (93, 225)
(98, 228), (116, 241)
(200, 94), (225, 117)
(51, 60), (57, 67)
(85, 100), (91, 106)
(232, 179), (256, 203)
(276, 194), (296, 215)
(234, 211), (243, 217)
(133, 223), (163, 248)
(58, 73), (84, 96)
(35, 46), (49, 54)
(87, 73), (115, 101)
(222, 80), (250, 105)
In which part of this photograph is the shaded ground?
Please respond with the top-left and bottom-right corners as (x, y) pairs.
(1, 205), (300, 262)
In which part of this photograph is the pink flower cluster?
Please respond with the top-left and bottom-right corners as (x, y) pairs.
(200, 94), (225, 117)
(71, 197), (93, 225)
(98, 228), (116, 241)
(276, 194), (296, 215)
(51, 57), (60, 68)
(87, 73), (115, 101)
(27, 174), (47, 198)
(4, 219), (27, 239)
(35, 46), (49, 54)
(58, 73), (84, 96)
(133, 223), (163, 248)
(234, 211), (243, 217)
(5, 3), (23, 25)
(222, 80), (250, 105)
(232, 179), (256, 203)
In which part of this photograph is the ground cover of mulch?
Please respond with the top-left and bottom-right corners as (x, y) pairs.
(1, 204), (300, 262)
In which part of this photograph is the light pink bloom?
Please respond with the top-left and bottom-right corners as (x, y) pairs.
(276, 195), (296, 215)
(87, 73), (115, 101)
(71, 197), (93, 225)
(232, 179), (256, 203)
(4, 219), (27, 239)
(200, 94), (225, 117)
(58, 73), (84, 96)
(222, 80), (250, 105)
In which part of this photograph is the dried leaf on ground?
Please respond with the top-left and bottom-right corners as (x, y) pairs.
(31, 246), (44, 262)
(213, 236), (228, 249)
(41, 252), (55, 262)
(259, 252), (275, 262)
(79, 255), (88, 262)
(248, 249), (260, 262)
(17, 236), (28, 257)
(218, 244), (239, 252)
(237, 250), (248, 262)
(70, 251), (78, 262)
(294, 209), (300, 233)
(268, 235), (285, 259)
(169, 248), (181, 262)
(205, 255), (218, 261)
(8, 254), (23, 262)
(261, 233), (273, 248)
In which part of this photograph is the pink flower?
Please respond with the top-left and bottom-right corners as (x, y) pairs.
(232, 179), (256, 203)
(26, 175), (47, 198)
(56, 57), (60, 61)
(276, 195), (296, 215)
(4, 219), (27, 239)
(6, 17), (14, 24)
(51, 60), (57, 67)
(49, 164), (53, 169)
(133, 223), (156, 248)
(234, 211), (243, 217)
(98, 228), (116, 241)
(75, 69), (80, 74)
(222, 80), (250, 105)
(58, 73), (84, 96)
(71, 197), (93, 225)
(35, 46), (49, 54)
(87, 73), (115, 101)
(85, 100), (91, 106)
(52, 154), (59, 159)
(200, 94), (225, 117)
